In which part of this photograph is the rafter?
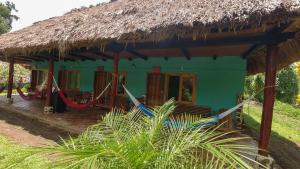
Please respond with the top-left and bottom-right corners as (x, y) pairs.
(127, 49), (148, 60)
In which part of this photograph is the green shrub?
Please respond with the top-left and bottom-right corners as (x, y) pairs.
(276, 66), (299, 104)
(244, 74), (264, 102)
(244, 65), (299, 105)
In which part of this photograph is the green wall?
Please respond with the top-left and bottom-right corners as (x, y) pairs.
(34, 56), (246, 115)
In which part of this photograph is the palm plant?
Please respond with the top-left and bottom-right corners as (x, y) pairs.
(3, 100), (265, 169)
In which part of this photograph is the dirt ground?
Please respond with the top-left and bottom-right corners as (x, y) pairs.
(0, 108), (76, 146)
(244, 127), (300, 169)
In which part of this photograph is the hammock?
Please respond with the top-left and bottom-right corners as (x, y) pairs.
(123, 85), (252, 129)
(53, 76), (111, 110)
(0, 86), (5, 94)
(16, 80), (46, 101)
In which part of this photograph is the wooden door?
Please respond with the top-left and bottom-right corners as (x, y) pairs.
(146, 73), (166, 107)
(94, 70), (112, 106)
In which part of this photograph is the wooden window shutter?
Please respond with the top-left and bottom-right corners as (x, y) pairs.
(146, 73), (166, 106)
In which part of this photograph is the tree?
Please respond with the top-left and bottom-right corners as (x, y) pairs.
(244, 65), (299, 105)
(0, 62), (30, 84)
(0, 1), (18, 34)
(276, 66), (299, 104)
(0, 2), (27, 86)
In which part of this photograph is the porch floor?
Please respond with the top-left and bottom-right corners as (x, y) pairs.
(0, 95), (107, 134)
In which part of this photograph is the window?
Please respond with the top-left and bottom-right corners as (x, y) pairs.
(65, 70), (80, 90)
(117, 72), (127, 95)
(166, 74), (196, 103)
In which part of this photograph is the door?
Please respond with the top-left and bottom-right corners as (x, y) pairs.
(146, 73), (166, 107)
(94, 70), (112, 106)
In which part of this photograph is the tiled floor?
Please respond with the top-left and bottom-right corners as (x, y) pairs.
(0, 95), (108, 133)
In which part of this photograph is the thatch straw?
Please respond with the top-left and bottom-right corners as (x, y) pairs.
(0, 0), (299, 74)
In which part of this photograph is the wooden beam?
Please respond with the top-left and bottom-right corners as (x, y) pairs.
(6, 58), (14, 102)
(69, 53), (96, 61)
(181, 48), (191, 60)
(44, 57), (54, 114)
(90, 51), (114, 60)
(242, 44), (264, 59)
(14, 56), (44, 62)
(259, 44), (278, 155)
(36, 55), (58, 61)
(110, 53), (120, 109)
(127, 50), (148, 60)
(103, 32), (294, 52)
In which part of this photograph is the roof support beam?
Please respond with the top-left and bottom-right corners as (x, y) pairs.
(69, 53), (96, 61)
(103, 32), (294, 52)
(181, 48), (191, 60)
(242, 44), (264, 59)
(127, 49), (148, 60)
(90, 51), (113, 60)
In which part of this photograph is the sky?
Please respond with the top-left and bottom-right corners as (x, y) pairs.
(1, 0), (108, 31)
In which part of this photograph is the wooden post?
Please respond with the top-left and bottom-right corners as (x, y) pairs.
(259, 44), (278, 155)
(44, 57), (54, 114)
(110, 53), (120, 109)
(6, 58), (14, 103)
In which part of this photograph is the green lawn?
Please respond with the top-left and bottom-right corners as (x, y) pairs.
(243, 101), (300, 143)
(0, 136), (47, 169)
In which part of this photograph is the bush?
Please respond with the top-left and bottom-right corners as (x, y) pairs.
(245, 66), (299, 105)
(276, 66), (299, 104)
(244, 74), (264, 102)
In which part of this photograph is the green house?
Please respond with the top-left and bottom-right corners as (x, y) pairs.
(1, 0), (300, 153)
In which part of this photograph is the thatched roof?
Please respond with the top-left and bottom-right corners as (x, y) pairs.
(0, 0), (300, 74)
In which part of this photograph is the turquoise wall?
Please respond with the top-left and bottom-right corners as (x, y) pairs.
(34, 56), (246, 115)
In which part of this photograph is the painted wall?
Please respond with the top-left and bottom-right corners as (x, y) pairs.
(34, 56), (246, 115)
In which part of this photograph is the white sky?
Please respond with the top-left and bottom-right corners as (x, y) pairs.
(1, 0), (108, 31)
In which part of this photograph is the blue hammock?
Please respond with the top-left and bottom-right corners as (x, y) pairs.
(122, 85), (250, 129)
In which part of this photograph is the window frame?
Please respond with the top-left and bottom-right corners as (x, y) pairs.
(64, 70), (80, 91)
(165, 73), (197, 104)
(35, 69), (48, 86)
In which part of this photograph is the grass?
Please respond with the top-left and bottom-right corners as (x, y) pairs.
(243, 101), (300, 143)
(0, 136), (47, 169)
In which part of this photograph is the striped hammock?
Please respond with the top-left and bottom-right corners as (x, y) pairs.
(123, 85), (251, 129)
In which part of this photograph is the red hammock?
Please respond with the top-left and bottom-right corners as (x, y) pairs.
(16, 87), (41, 101)
(0, 86), (5, 94)
(57, 90), (97, 110)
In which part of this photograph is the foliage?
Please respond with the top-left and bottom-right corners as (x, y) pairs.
(244, 66), (299, 104)
(0, 1), (18, 34)
(0, 62), (31, 85)
(244, 74), (264, 102)
(2, 100), (265, 169)
(0, 136), (47, 169)
(276, 66), (299, 104)
(243, 101), (300, 143)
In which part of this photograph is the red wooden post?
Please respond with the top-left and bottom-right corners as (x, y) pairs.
(259, 44), (278, 155)
(6, 58), (14, 103)
(44, 57), (54, 114)
(110, 53), (120, 109)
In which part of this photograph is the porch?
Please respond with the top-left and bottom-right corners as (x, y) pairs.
(0, 95), (103, 134)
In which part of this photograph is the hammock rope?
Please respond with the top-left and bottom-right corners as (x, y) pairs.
(16, 80), (46, 101)
(123, 85), (255, 129)
(52, 76), (111, 110)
